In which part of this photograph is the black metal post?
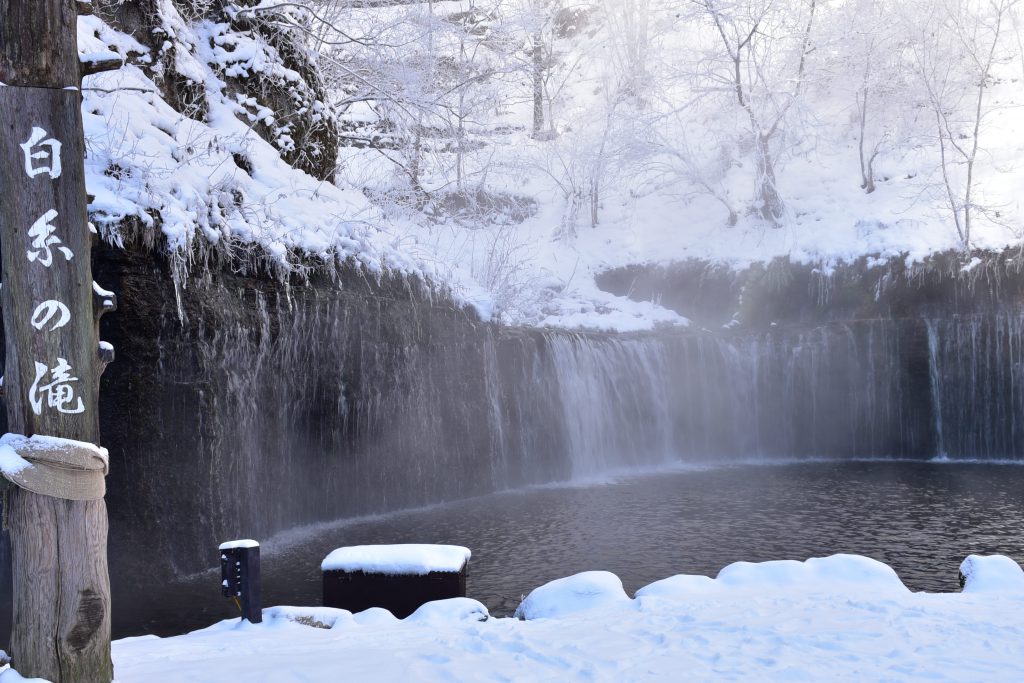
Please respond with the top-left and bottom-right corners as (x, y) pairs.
(219, 540), (262, 624)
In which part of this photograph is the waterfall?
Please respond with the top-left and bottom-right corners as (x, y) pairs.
(45, 261), (1024, 582)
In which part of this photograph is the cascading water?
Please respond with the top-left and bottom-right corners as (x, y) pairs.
(922, 314), (1024, 459)
(926, 320), (948, 459)
(543, 334), (677, 478)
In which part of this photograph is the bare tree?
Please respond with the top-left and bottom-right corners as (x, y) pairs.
(689, 0), (818, 225)
(833, 0), (919, 194)
(513, 0), (566, 138)
(602, 0), (651, 101)
(909, 0), (1019, 247)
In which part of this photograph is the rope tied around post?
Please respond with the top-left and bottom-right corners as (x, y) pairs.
(0, 432), (108, 501)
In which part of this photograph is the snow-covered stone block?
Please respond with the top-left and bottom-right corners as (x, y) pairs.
(959, 555), (1024, 594)
(514, 571), (631, 620)
(322, 544), (470, 619)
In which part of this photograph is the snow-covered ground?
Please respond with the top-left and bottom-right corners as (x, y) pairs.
(5, 554), (1021, 682)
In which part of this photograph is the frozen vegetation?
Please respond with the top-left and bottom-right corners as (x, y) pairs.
(78, 0), (1024, 330)
(4, 554), (1022, 681)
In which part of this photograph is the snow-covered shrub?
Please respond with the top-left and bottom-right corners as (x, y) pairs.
(405, 598), (489, 624)
(715, 554), (909, 596)
(959, 555), (1024, 594)
(263, 606), (355, 630)
(514, 571), (631, 620)
(352, 607), (399, 625)
(634, 574), (720, 599)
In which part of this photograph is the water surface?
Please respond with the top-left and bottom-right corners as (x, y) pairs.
(116, 460), (1024, 637)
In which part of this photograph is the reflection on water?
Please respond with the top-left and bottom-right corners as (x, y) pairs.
(115, 461), (1024, 638)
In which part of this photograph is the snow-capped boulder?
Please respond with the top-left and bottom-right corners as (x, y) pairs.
(263, 606), (354, 630)
(406, 598), (489, 624)
(959, 555), (1024, 594)
(514, 571), (631, 620)
(635, 574), (721, 599)
(352, 607), (399, 626)
(715, 554), (908, 596)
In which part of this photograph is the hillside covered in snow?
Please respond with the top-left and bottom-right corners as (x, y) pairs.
(79, 0), (1024, 329)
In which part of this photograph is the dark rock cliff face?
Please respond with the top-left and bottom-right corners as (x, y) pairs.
(92, 244), (505, 581)
(597, 251), (1024, 329)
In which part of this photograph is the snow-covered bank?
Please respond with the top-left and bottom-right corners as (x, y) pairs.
(17, 554), (1023, 682)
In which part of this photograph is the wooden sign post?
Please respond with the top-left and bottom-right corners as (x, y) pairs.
(0, 0), (116, 680)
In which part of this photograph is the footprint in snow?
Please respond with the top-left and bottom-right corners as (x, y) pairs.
(418, 653), (452, 664)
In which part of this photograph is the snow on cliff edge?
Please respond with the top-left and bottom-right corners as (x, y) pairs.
(72, 7), (685, 332)
(77, 8), (419, 278)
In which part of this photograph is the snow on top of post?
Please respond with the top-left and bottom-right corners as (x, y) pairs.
(321, 544), (471, 575)
(219, 539), (259, 550)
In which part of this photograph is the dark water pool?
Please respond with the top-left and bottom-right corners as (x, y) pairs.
(116, 460), (1024, 637)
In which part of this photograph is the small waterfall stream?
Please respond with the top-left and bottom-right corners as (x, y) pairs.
(544, 335), (676, 478)
(926, 320), (948, 459)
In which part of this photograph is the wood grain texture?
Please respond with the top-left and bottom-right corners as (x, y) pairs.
(6, 493), (60, 681)
(8, 494), (113, 682)
(0, 88), (99, 441)
(0, 0), (79, 88)
(0, 2), (114, 680)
